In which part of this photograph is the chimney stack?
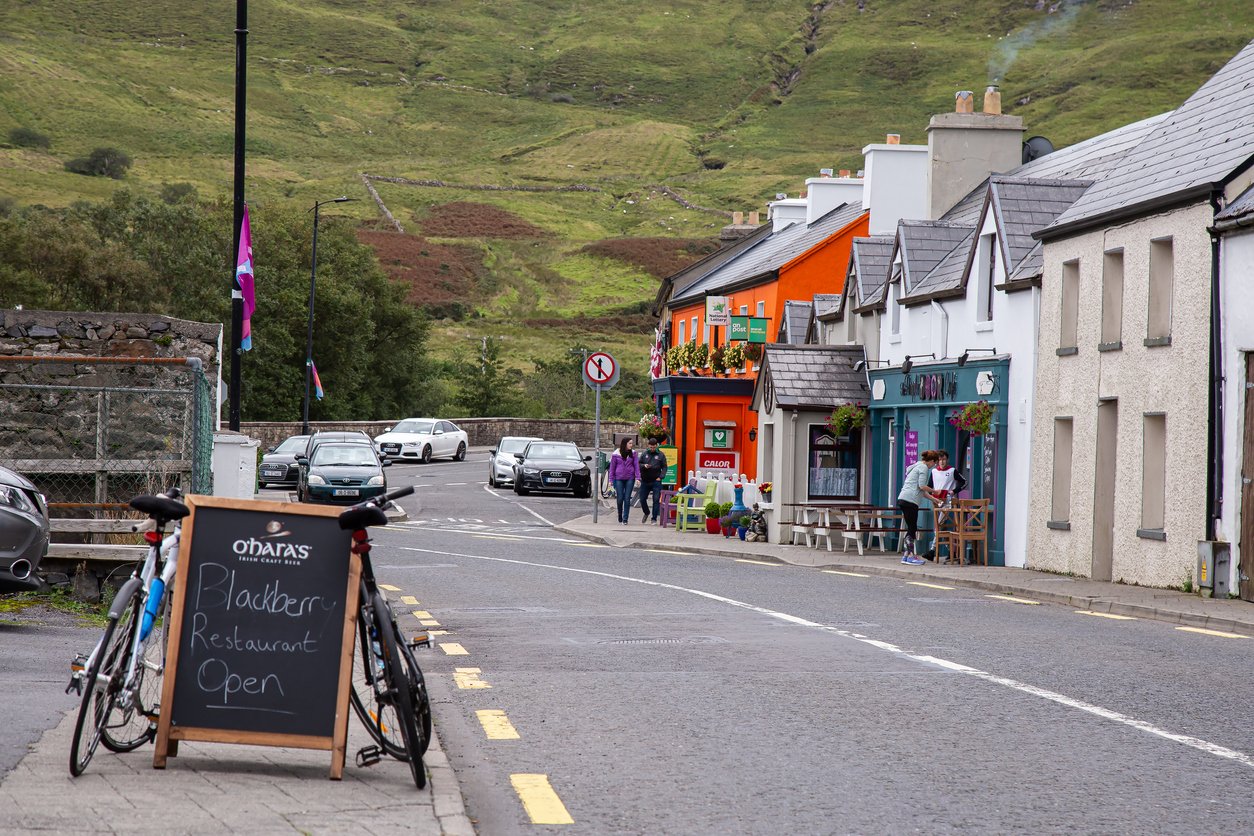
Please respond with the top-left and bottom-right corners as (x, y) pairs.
(982, 84), (1002, 115)
(748, 210), (760, 225)
(954, 90), (974, 114)
(732, 211), (744, 225)
(886, 133), (901, 145)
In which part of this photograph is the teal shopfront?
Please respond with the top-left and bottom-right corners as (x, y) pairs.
(866, 359), (1009, 565)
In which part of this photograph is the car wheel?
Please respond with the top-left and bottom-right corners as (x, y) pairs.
(514, 482), (527, 496)
(454, 442), (466, 462)
(420, 445), (432, 464)
(576, 485), (591, 499)
(488, 470), (496, 488)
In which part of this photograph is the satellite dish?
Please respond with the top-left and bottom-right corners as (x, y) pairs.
(1022, 135), (1055, 164)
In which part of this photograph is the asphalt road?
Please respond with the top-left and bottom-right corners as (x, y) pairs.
(368, 451), (1254, 834)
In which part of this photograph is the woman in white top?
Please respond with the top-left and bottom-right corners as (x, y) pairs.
(897, 449), (940, 565)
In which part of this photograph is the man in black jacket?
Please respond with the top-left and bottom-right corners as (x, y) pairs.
(637, 438), (668, 524)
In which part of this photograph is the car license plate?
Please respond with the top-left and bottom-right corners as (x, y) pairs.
(262, 467), (284, 476)
(544, 477), (565, 484)
(333, 488), (360, 497)
(382, 444), (400, 453)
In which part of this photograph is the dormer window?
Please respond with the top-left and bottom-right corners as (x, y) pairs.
(977, 232), (996, 323)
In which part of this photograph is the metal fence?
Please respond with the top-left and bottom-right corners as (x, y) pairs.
(0, 356), (214, 508)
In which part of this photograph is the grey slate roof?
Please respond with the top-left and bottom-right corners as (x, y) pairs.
(813, 293), (842, 320)
(906, 233), (973, 298)
(778, 300), (813, 345)
(894, 221), (974, 295)
(848, 236), (894, 314)
(991, 177), (1093, 269)
(752, 344), (869, 411)
(657, 222), (773, 314)
(1008, 241), (1044, 283)
(1216, 182), (1254, 228)
(1043, 41), (1254, 238)
(670, 202), (864, 305)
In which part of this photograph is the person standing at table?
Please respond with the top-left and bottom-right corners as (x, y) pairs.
(608, 437), (640, 525)
(637, 438), (667, 524)
(920, 450), (956, 561)
(898, 449), (941, 565)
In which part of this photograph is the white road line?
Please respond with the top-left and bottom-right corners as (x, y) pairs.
(397, 525), (580, 543)
(446, 483), (468, 486)
(399, 544), (1254, 772)
(480, 483), (557, 526)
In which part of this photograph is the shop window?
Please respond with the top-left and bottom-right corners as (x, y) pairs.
(807, 425), (861, 500)
(1049, 418), (1073, 527)
(1059, 260), (1079, 354)
(1140, 413), (1166, 536)
(1146, 238), (1173, 344)
(1100, 249), (1124, 350)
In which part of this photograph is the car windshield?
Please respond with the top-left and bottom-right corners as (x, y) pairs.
(393, 420), (434, 434)
(500, 438), (534, 454)
(312, 444), (377, 467)
(275, 436), (308, 453)
(526, 444), (581, 460)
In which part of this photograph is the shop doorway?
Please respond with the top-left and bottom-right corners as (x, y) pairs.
(1239, 356), (1254, 601)
(1092, 398), (1118, 582)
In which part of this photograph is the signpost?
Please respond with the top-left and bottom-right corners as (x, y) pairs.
(705, 296), (730, 327)
(729, 316), (769, 343)
(153, 495), (358, 778)
(581, 352), (618, 523)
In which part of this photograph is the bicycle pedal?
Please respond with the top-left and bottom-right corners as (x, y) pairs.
(355, 745), (384, 768)
(409, 632), (431, 650)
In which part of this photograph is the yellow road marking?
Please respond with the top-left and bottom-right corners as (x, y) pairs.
(736, 559), (776, 566)
(428, 629), (449, 636)
(1075, 610), (1137, 621)
(646, 549), (690, 555)
(477, 709), (520, 740)
(511, 774), (574, 825)
(379, 584), (401, 592)
(475, 533), (524, 541)
(571, 542), (609, 548)
(413, 611), (434, 619)
(454, 667), (491, 689)
(1176, 626), (1249, 639)
(986, 594), (1040, 605)
(420, 619), (442, 627)
(440, 642), (469, 656)
(400, 595), (419, 605)
(822, 570), (869, 578)
(908, 581), (955, 590)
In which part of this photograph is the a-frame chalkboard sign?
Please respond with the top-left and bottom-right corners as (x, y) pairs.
(153, 495), (360, 779)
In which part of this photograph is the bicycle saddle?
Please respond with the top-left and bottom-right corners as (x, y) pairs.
(338, 503), (389, 530)
(129, 494), (190, 521)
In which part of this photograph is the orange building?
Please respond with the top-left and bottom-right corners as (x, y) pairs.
(652, 190), (869, 483)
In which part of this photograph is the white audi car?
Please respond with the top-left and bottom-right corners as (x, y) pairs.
(487, 436), (542, 487)
(374, 418), (469, 463)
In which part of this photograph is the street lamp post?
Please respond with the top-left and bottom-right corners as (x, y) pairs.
(302, 196), (356, 435)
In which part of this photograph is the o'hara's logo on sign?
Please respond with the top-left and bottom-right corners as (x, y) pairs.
(231, 521), (313, 566)
(901, 371), (957, 402)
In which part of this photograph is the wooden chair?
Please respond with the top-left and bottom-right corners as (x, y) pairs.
(657, 489), (678, 528)
(933, 505), (960, 564)
(675, 482), (717, 533)
(949, 499), (990, 565)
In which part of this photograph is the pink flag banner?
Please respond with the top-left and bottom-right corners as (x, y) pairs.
(309, 359), (325, 400)
(237, 204), (256, 351)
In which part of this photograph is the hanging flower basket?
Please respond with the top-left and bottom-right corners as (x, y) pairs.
(638, 413), (668, 442)
(826, 403), (868, 437)
(949, 400), (996, 436)
(742, 343), (763, 363)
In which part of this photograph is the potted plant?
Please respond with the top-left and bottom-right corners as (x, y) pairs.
(639, 413), (668, 443)
(665, 344), (685, 374)
(743, 342), (763, 368)
(737, 514), (751, 540)
(757, 481), (773, 504)
(691, 341), (709, 372)
(724, 342), (745, 373)
(949, 400), (996, 436)
(718, 501), (736, 537)
(826, 402), (869, 437)
(709, 344), (727, 376)
(704, 500), (722, 534)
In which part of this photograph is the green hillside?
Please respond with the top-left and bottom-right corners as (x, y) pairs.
(1, 0), (1251, 380)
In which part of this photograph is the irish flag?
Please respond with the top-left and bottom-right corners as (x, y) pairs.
(237, 204), (256, 351)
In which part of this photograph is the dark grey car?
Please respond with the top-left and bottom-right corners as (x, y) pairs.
(258, 434), (309, 488)
(0, 465), (49, 592)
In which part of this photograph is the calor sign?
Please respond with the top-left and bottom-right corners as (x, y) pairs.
(696, 450), (739, 476)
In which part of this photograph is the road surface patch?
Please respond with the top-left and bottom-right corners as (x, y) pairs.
(511, 774), (574, 825)
(476, 709), (520, 739)
(454, 668), (491, 689)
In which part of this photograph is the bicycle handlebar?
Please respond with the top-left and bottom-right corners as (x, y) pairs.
(379, 485), (415, 504)
(337, 485), (413, 531)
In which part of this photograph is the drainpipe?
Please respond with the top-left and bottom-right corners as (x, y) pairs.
(1207, 189), (1225, 541)
(931, 300), (949, 361)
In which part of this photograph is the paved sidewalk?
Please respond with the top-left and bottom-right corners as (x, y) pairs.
(556, 514), (1254, 636)
(0, 712), (472, 835)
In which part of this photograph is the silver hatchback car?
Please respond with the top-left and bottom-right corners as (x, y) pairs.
(0, 465), (49, 592)
(487, 436), (542, 488)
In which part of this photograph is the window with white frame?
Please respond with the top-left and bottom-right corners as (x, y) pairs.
(807, 424), (861, 500)
(977, 232), (996, 323)
(1101, 249), (1124, 349)
(756, 301), (765, 319)
(1050, 417), (1074, 525)
(691, 316), (698, 343)
(677, 319), (686, 346)
(740, 304), (748, 316)
(1060, 259), (1080, 352)
(889, 277), (901, 337)
(1147, 238), (1173, 343)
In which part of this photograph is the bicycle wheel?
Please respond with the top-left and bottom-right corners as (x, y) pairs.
(101, 594), (166, 752)
(397, 638), (432, 756)
(70, 590), (139, 776)
(373, 593), (426, 789)
(350, 611), (406, 759)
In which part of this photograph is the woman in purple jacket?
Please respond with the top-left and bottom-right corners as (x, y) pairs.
(608, 437), (640, 524)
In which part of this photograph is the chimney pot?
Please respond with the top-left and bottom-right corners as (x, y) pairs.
(954, 90), (974, 114)
(856, 169), (865, 178)
(838, 169), (851, 178)
(886, 133), (901, 145)
(748, 211), (760, 225)
(819, 168), (834, 178)
(983, 84), (1002, 115)
(732, 211), (744, 225)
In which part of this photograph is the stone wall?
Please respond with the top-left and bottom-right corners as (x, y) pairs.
(243, 418), (640, 450)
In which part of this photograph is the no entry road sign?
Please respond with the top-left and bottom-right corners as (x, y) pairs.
(582, 352), (619, 389)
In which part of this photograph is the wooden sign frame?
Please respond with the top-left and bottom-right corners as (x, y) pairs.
(153, 495), (361, 779)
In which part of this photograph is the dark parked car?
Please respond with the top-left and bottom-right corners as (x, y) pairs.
(258, 434), (309, 489)
(299, 442), (389, 504)
(296, 431), (375, 502)
(511, 441), (592, 497)
(0, 465), (49, 593)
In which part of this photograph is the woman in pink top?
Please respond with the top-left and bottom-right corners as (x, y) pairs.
(608, 438), (640, 524)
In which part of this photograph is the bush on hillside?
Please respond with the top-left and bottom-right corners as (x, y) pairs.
(65, 147), (132, 179)
(160, 182), (199, 205)
(9, 128), (51, 150)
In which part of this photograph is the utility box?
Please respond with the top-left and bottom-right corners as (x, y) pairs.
(1197, 541), (1232, 598)
(212, 431), (260, 499)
